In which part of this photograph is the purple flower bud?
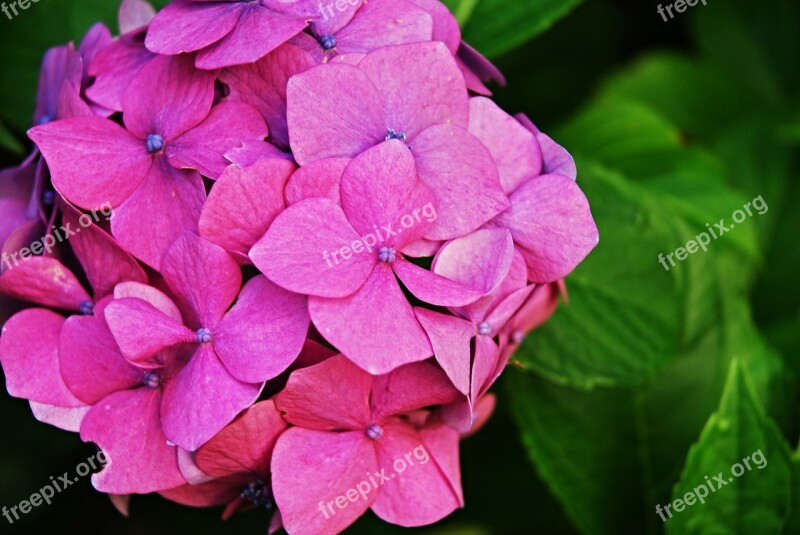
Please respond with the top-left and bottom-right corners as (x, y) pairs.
(365, 423), (383, 440)
(196, 327), (213, 344)
(146, 134), (165, 154)
(378, 247), (396, 264)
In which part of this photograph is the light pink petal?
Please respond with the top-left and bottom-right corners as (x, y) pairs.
(457, 247), (528, 324)
(414, 309), (474, 396)
(418, 421), (464, 503)
(412, 124), (509, 240)
(272, 428), (378, 535)
(30, 403), (90, 432)
(145, 0), (242, 55)
(200, 158), (293, 259)
(111, 160), (206, 269)
(469, 97), (542, 193)
(167, 101), (268, 179)
(401, 237), (442, 258)
(28, 116), (152, 208)
(497, 174), (599, 283)
(506, 280), (563, 342)
(371, 360), (462, 421)
(287, 62), (385, 165)
(516, 114), (577, 179)
(122, 54), (217, 141)
(309, 266), (432, 374)
(113, 282), (184, 323)
(0, 309), (83, 407)
(119, 0), (157, 34)
(275, 354), (372, 430)
(472, 335), (500, 401)
(340, 141), (435, 249)
(250, 198), (374, 298)
(284, 158), (347, 205)
(87, 31), (154, 112)
(104, 298), (194, 363)
(161, 233), (242, 329)
(0, 257), (90, 311)
(176, 448), (215, 485)
(393, 259), (484, 307)
(221, 43), (316, 150)
(483, 285), (535, 336)
(461, 393), (496, 438)
(405, 0), (460, 51)
(214, 276), (309, 383)
(371, 418), (461, 526)
(161, 344), (261, 451)
(60, 313), (143, 405)
(225, 141), (292, 167)
(196, 400), (287, 477)
(195, 6), (308, 69)
(335, 0), (433, 54)
(81, 388), (186, 493)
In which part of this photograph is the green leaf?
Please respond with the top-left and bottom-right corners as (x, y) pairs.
(665, 358), (793, 535)
(784, 449), (800, 533)
(0, 119), (24, 155)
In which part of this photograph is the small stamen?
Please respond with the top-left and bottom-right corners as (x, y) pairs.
(79, 300), (95, 316)
(378, 247), (396, 264)
(145, 134), (165, 154)
(196, 328), (213, 344)
(241, 479), (274, 509)
(366, 423), (383, 440)
(143, 371), (162, 389)
(319, 34), (337, 50)
(477, 321), (491, 336)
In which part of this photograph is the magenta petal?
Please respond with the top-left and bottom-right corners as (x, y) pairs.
(516, 114), (577, 179)
(371, 419), (461, 526)
(334, 0), (433, 54)
(30, 403), (90, 432)
(309, 266), (432, 374)
(28, 116), (152, 208)
(371, 360), (462, 420)
(393, 259), (484, 307)
(122, 54), (217, 141)
(60, 313), (142, 405)
(414, 309), (474, 396)
(34, 44), (82, 125)
(0, 309), (82, 407)
(0, 257), (90, 311)
(113, 281), (185, 323)
(275, 354), (372, 430)
(405, 0), (461, 51)
(498, 174), (599, 282)
(200, 158), (293, 259)
(418, 421), (464, 504)
(225, 141), (292, 166)
(87, 32), (154, 112)
(469, 97), (542, 193)
(412, 124), (509, 240)
(433, 228), (515, 299)
(214, 276), (309, 383)
(161, 344), (261, 451)
(358, 42), (469, 137)
(111, 160), (206, 269)
(161, 233), (242, 329)
(285, 158), (348, 205)
(56, 81), (93, 120)
(167, 101), (268, 179)
(287, 63), (385, 165)
(104, 298), (194, 363)
(119, 0), (156, 34)
(272, 428), (377, 535)
(81, 388), (186, 493)
(145, 0), (242, 55)
(250, 198), (374, 298)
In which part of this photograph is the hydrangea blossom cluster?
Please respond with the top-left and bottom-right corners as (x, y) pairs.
(0, 0), (598, 533)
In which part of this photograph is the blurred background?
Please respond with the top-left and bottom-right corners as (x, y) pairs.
(1, 0), (798, 533)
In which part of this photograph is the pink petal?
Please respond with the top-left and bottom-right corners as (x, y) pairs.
(287, 62), (385, 165)
(199, 158), (293, 260)
(30, 403), (90, 433)
(418, 421), (464, 503)
(456, 247), (528, 324)
(285, 158), (348, 205)
(122, 54), (217, 141)
(34, 44), (82, 125)
(145, 0), (242, 55)
(414, 309), (474, 395)
(214, 276), (309, 383)
(161, 233), (242, 329)
(275, 354), (372, 431)
(516, 114), (576, 179)
(412, 124), (509, 240)
(159, 475), (248, 508)
(357, 42), (469, 138)
(161, 344), (261, 451)
(28, 116), (152, 208)
(81, 388), (186, 493)
(87, 31), (155, 112)
(472, 335), (500, 401)
(309, 266), (432, 374)
(113, 281), (185, 323)
(111, 160), (206, 269)
(393, 259), (484, 307)
(119, 0), (156, 34)
(371, 360), (462, 420)
(0, 257), (90, 311)
(56, 81), (93, 120)
(334, 0), (433, 54)
(167, 101), (269, 179)
(225, 140), (292, 167)
(469, 97), (542, 193)
(497, 174), (599, 282)
(432, 228), (515, 299)
(405, 0), (460, 51)
(250, 198), (375, 298)
(272, 428), (378, 535)
(458, 42), (506, 92)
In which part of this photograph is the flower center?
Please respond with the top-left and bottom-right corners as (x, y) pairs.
(319, 34), (337, 50)
(385, 128), (408, 143)
(377, 247), (396, 264)
(365, 423), (383, 440)
(145, 134), (165, 154)
(79, 300), (95, 316)
(143, 371), (162, 389)
(196, 328), (213, 344)
(477, 321), (492, 336)
(241, 479), (274, 509)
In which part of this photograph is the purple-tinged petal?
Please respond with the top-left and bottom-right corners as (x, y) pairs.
(167, 101), (269, 179)
(371, 360), (461, 421)
(516, 114), (577, 179)
(333, 0), (433, 55)
(309, 266), (432, 374)
(214, 276), (309, 384)
(28, 116), (152, 208)
(161, 344), (261, 451)
(275, 354), (372, 431)
(414, 309), (474, 396)
(458, 42), (506, 89)
(81, 388), (186, 493)
(0, 157), (36, 246)
(56, 82), (93, 120)
(393, 259), (484, 307)
(119, 0), (157, 34)
(200, 159), (293, 260)
(78, 23), (113, 85)
(284, 158), (347, 205)
(250, 198), (374, 298)
(34, 44), (82, 126)
(0, 257), (90, 311)
(87, 31), (155, 112)
(404, 0), (460, 51)
(145, 0), (242, 55)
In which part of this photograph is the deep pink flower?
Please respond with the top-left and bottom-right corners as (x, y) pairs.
(104, 233), (309, 450)
(272, 355), (463, 534)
